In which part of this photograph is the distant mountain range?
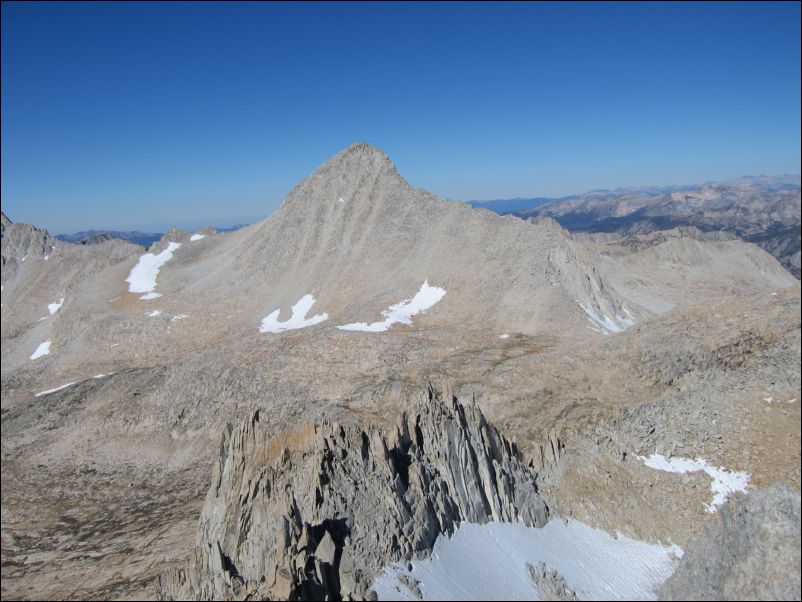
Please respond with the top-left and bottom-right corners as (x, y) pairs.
(468, 175), (801, 279)
(55, 223), (250, 248)
(466, 197), (554, 213)
(55, 230), (163, 247)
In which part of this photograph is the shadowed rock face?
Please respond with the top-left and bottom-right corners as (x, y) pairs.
(160, 384), (549, 600)
(660, 484), (801, 602)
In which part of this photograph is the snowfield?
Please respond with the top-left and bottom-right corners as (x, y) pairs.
(373, 518), (682, 601)
(126, 242), (181, 298)
(190, 233), (206, 241)
(260, 294), (328, 333)
(30, 340), (52, 360)
(338, 281), (446, 332)
(638, 453), (750, 513)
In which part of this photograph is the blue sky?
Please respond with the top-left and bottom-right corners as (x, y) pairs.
(2, 1), (800, 233)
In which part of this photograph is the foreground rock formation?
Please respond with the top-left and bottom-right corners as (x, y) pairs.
(660, 484), (801, 601)
(161, 385), (548, 600)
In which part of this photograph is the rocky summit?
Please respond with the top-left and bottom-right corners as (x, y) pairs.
(2, 144), (800, 601)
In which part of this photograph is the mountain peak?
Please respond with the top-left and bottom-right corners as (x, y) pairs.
(338, 141), (391, 159)
(323, 142), (398, 175)
(278, 143), (409, 213)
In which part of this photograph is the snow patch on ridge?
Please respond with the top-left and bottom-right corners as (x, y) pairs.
(126, 242), (181, 299)
(190, 233), (206, 241)
(638, 453), (750, 513)
(373, 518), (682, 601)
(48, 297), (65, 315)
(581, 304), (635, 335)
(764, 396), (797, 404)
(338, 281), (446, 332)
(30, 341), (52, 360)
(35, 381), (77, 397)
(260, 294), (328, 333)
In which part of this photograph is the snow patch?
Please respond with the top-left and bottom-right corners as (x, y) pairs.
(35, 382), (77, 397)
(190, 233), (206, 241)
(126, 242), (181, 298)
(44, 255), (49, 261)
(638, 454), (749, 513)
(373, 518), (682, 601)
(30, 341), (52, 360)
(260, 294), (328, 333)
(338, 281), (446, 332)
(764, 396), (796, 404)
(581, 304), (635, 335)
(48, 297), (65, 315)
(146, 310), (162, 317)
(170, 314), (188, 321)
(139, 292), (162, 300)
(499, 334), (510, 339)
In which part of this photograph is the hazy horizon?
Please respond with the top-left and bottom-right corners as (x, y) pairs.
(5, 169), (797, 236)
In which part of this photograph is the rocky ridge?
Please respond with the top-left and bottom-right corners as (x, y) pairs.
(1, 212), (56, 284)
(160, 384), (548, 600)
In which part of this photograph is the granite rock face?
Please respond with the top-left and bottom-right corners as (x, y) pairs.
(160, 384), (549, 600)
(660, 484), (801, 601)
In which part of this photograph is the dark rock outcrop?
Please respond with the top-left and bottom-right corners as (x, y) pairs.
(527, 561), (578, 601)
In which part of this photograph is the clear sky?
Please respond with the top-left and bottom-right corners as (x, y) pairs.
(2, 1), (800, 233)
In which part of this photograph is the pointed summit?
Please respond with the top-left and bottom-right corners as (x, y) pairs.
(278, 143), (410, 213)
(314, 142), (401, 182)
(331, 141), (394, 164)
